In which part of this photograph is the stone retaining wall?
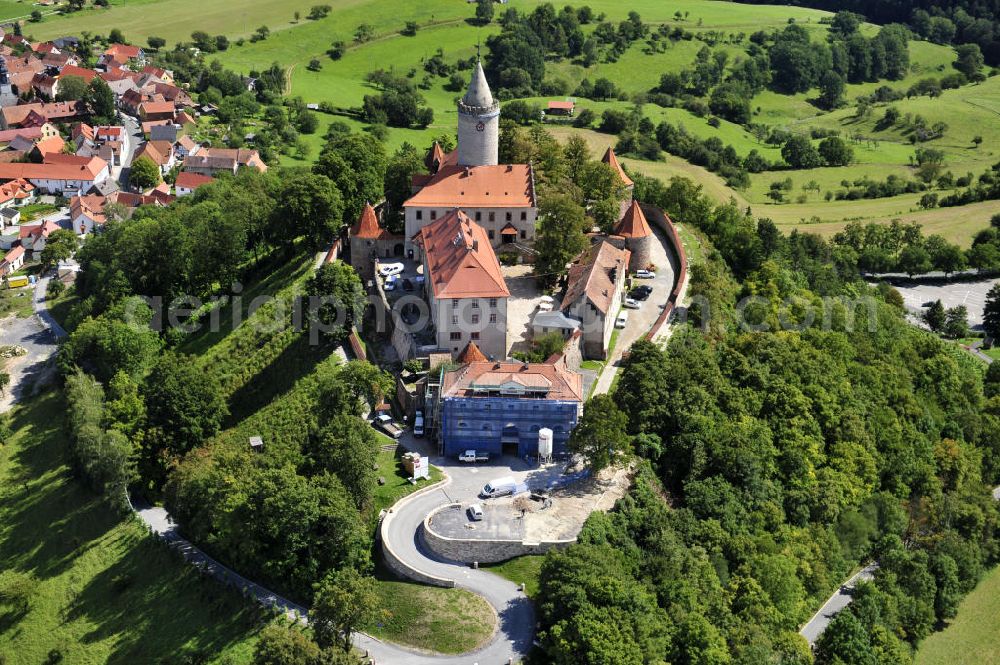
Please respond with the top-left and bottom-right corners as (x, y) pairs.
(421, 504), (575, 564)
(378, 480), (455, 588)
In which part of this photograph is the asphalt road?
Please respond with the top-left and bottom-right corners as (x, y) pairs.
(799, 563), (879, 646)
(116, 112), (143, 190)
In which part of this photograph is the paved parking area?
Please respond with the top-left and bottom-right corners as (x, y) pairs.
(504, 263), (546, 355)
(883, 277), (998, 328)
(427, 502), (526, 540)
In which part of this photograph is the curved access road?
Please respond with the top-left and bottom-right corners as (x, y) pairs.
(799, 562), (879, 646)
(365, 457), (537, 664)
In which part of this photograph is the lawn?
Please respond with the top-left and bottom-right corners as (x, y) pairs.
(0, 391), (263, 664)
(364, 569), (495, 654)
(0, 283), (34, 319)
(373, 446), (443, 515)
(915, 565), (1000, 665)
(484, 555), (546, 598)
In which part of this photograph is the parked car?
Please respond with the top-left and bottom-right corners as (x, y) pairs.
(374, 413), (402, 439)
(481, 476), (517, 498)
(615, 311), (629, 329)
(459, 449), (490, 463)
(623, 297), (640, 309)
(378, 262), (404, 276)
(634, 269), (656, 279)
(467, 503), (484, 521)
(402, 278), (414, 292)
(413, 410), (424, 437)
(630, 285), (652, 300)
(384, 274), (398, 291)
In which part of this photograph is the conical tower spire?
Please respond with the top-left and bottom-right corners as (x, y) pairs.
(462, 60), (494, 110)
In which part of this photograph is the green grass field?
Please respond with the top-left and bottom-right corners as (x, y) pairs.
(915, 565), (1000, 665)
(365, 571), (495, 654)
(484, 555), (545, 598)
(0, 391), (263, 664)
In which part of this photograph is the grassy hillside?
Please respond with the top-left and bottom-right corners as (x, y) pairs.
(0, 391), (262, 664)
(915, 565), (1000, 665)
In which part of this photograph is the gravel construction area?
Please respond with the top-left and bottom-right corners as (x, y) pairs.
(0, 313), (59, 412)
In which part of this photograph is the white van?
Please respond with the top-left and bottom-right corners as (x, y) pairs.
(413, 410), (424, 437)
(615, 311), (629, 328)
(480, 476), (517, 498)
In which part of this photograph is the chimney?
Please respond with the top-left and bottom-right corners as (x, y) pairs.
(464, 166), (471, 177)
(472, 239), (478, 252)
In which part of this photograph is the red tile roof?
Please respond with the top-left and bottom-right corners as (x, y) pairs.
(174, 171), (214, 190)
(602, 146), (633, 188)
(456, 341), (489, 363)
(405, 163), (535, 209)
(32, 135), (64, 157)
(351, 202), (384, 239)
(0, 178), (34, 205)
(0, 155), (107, 182)
(134, 140), (173, 166)
(104, 43), (142, 59)
(442, 359), (583, 401)
(614, 199), (652, 238)
(547, 100), (575, 110)
(562, 240), (630, 315)
(2, 101), (83, 128)
(139, 100), (176, 116)
(417, 209), (509, 299)
(59, 65), (98, 83)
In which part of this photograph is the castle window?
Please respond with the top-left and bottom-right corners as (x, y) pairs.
(416, 210), (423, 220)
(452, 299), (459, 308)
(430, 210), (437, 220)
(490, 313), (497, 323)
(506, 212), (512, 222)
(475, 211), (482, 221)
(450, 331), (462, 341)
(520, 212), (527, 221)
(472, 314), (479, 324)
(471, 300), (479, 309)
(452, 315), (458, 325)
(520, 230), (526, 239)
(489, 298), (497, 308)
(471, 332), (480, 340)
(488, 212), (495, 222)
(488, 229), (495, 239)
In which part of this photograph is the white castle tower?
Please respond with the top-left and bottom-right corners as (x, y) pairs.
(456, 60), (499, 167)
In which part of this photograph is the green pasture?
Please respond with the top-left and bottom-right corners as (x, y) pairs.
(915, 565), (1000, 665)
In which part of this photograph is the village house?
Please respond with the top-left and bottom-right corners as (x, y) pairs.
(0, 124), (58, 146)
(181, 147), (266, 176)
(1, 101), (84, 129)
(437, 343), (583, 458)
(69, 189), (169, 235)
(0, 244), (24, 276)
(133, 140), (176, 174)
(414, 209), (510, 360)
(0, 178), (36, 209)
(31, 72), (59, 99)
(138, 100), (175, 122)
(173, 135), (200, 159)
(0, 153), (109, 195)
(403, 62), (537, 253)
(7, 219), (61, 254)
(174, 171), (214, 197)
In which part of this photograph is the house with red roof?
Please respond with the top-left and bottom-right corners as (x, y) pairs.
(133, 140), (175, 174)
(1, 101), (84, 129)
(546, 99), (575, 116)
(0, 243), (24, 276)
(415, 209), (509, 360)
(182, 148), (266, 176)
(174, 171), (214, 197)
(17, 219), (61, 253)
(0, 153), (109, 195)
